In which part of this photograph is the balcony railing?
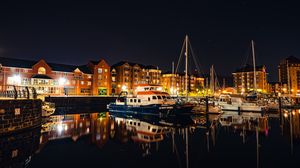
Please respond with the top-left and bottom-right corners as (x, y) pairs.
(0, 85), (37, 99)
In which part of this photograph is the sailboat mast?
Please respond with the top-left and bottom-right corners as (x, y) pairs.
(185, 35), (189, 100)
(287, 60), (292, 103)
(172, 61), (174, 74)
(210, 65), (215, 95)
(251, 40), (257, 91)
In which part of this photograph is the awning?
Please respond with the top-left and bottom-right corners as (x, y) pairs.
(31, 74), (53, 79)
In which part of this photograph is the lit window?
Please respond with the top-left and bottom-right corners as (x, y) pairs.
(87, 81), (91, 86)
(98, 68), (102, 73)
(104, 69), (108, 72)
(81, 81), (84, 85)
(38, 67), (46, 74)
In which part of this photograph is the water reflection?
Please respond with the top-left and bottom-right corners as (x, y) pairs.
(1, 109), (300, 168)
(0, 127), (40, 168)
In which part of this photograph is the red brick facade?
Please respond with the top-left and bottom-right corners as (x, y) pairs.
(0, 57), (111, 96)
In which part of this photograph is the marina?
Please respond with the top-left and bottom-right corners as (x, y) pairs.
(1, 107), (299, 168)
(1, 1), (300, 167)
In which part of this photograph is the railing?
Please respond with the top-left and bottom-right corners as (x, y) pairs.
(0, 85), (37, 99)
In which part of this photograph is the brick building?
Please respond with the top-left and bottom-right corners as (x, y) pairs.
(161, 72), (204, 95)
(111, 61), (161, 95)
(232, 64), (268, 94)
(278, 56), (300, 96)
(0, 57), (111, 96)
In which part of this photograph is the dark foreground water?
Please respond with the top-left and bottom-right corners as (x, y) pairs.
(1, 110), (300, 168)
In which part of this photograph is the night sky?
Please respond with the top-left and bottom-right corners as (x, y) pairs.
(0, 0), (299, 81)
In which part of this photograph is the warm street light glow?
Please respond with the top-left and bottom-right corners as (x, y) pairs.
(121, 85), (127, 91)
(284, 113), (288, 118)
(12, 74), (21, 85)
(59, 77), (67, 86)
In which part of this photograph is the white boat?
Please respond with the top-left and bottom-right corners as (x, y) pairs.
(216, 94), (265, 112)
(107, 84), (194, 115)
(42, 102), (56, 117)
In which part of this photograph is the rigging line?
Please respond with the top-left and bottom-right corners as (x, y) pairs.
(213, 68), (221, 89)
(175, 37), (186, 74)
(242, 42), (252, 67)
(188, 40), (205, 77)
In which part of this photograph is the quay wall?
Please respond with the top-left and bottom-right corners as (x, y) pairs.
(45, 96), (116, 113)
(0, 99), (42, 135)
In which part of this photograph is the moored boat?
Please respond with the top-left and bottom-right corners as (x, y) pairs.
(107, 84), (194, 116)
(216, 94), (266, 112)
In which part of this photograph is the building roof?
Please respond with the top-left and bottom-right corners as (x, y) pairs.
(233, 64), (265, 73)
(0, 57), (92, 74)
(145, 65), (158, 69)
(0, 57), (37, 68)
(284, 55), (300, 63)
(89, 59), (106, 65)
(112, 61), (158, 70)
(31, 74), (53, 79)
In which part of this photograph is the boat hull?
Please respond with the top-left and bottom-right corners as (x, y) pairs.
(107, 103), (194, 116)
(220, 104), (263, 112)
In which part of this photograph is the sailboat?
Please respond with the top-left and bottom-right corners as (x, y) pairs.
(246, 40), (258, 99)
(216, 40), (266, 112)
(209, 65), (221, 96)
(175, 35), (202, 101)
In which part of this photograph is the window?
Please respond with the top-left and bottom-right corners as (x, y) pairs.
(138, 99), (141, 103)
(152, 96), (157, 99)
(81, 81), (84, 85)
(157, 96), (162, 99)
(80, 88), (91, 93)
(38, 67), (46, 74)
(130, 99), (133, 102)
(104, 69), (108, 72)
(134, 99), (137, 103)
(148, 97), (150, 101)
(87, 81), (91, 86)
(98, 68), (102, 73)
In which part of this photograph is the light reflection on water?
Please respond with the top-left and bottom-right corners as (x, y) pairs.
(1, 110), (300, 168)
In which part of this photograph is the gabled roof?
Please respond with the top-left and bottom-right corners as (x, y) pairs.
(77, 65), (92, 74)
(89, 59), (106, 65)
(0, 57), (93, 74)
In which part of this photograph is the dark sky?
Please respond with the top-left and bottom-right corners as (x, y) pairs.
(0, 0), (299, 81)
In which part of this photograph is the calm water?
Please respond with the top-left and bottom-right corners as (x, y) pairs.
(1, 110), (300, 168)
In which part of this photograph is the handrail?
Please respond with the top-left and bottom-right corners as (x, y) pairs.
(0, 85), (37, 99)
